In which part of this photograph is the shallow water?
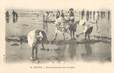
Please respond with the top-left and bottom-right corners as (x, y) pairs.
(5, 9), (111, 63)
(6, 40), (111, 63)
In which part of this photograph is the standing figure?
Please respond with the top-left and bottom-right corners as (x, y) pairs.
(5, 11), (10, 23)
(81, 10), (85, 19)
(69, 19), (78, 40)
(53, 10), (67, 41)
(101, 11), (103, 19)
(103, 11), (106, 18)
(93, 11), (95, 20)
(108, 10), (111, 21)
(68, 8), (75, 21)
(12, 10), (18, 23)
(68, 8), (77, 40)
(43, 11), (49, 33)
(97, 11), (100, 20)
(101, 11), (106, 19)
(89, 11), (92, 19)
(86, 11), (89, 21)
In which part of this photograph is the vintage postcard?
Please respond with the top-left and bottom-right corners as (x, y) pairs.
(5, 8), (111, 63)
(0, 0), (114, 73)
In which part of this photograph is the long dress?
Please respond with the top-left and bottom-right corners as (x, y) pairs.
(55, 17), (66, 33)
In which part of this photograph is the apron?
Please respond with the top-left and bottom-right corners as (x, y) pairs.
(55, 17), (66, 32)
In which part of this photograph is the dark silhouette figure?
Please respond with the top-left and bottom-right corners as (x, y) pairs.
(81, 10), (85, 19)
(101, 11), (105, 19)
(5, 11), (10, 23)
(68, 8), (77, 40)
(86, 11), (89, 21)
(101, 11), (103, 19)
(93, 11), (95, 20)
(12, 10), (18, 23)
(68, 8), (75, 22)
(103, 11), (105, 18)
(69, 20), (78, 40)
(89, 11), (92, 19)
(97, 11), (100, 20)
(108, 11), (111, 21)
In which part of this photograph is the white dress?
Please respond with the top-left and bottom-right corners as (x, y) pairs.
(27, 29), (43, 48)
(55, 17), (66, 33)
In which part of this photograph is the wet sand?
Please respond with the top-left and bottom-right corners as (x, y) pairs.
(5, 9), (111, 63)
(6, 39), (111, 63)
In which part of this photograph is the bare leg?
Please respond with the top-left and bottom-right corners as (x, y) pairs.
(32, 41), (39, 61)
(51, 33), (57, 43)
(41, 42), (45, 50)
(35, 47), (37, 59)
(70, 31), (72, 40)
(73, 31), (76, 40)
(35, 44), (40, 63)
(88, 34), (90, 40)
(44, 22), (48, 33)
(46, 24), (48, 33)
(32, 45), (37, 60)
(85, 33), (87, 40)
(63, 33), (65, 40)
(32, 46), (35, 60)
(53, 33), (57, 41)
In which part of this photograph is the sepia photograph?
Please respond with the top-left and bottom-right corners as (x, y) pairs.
(0, 0), (113, 73)
(5, 8), (111, 64)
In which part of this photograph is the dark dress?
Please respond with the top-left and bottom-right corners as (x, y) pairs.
(69, 22), (76, 32)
